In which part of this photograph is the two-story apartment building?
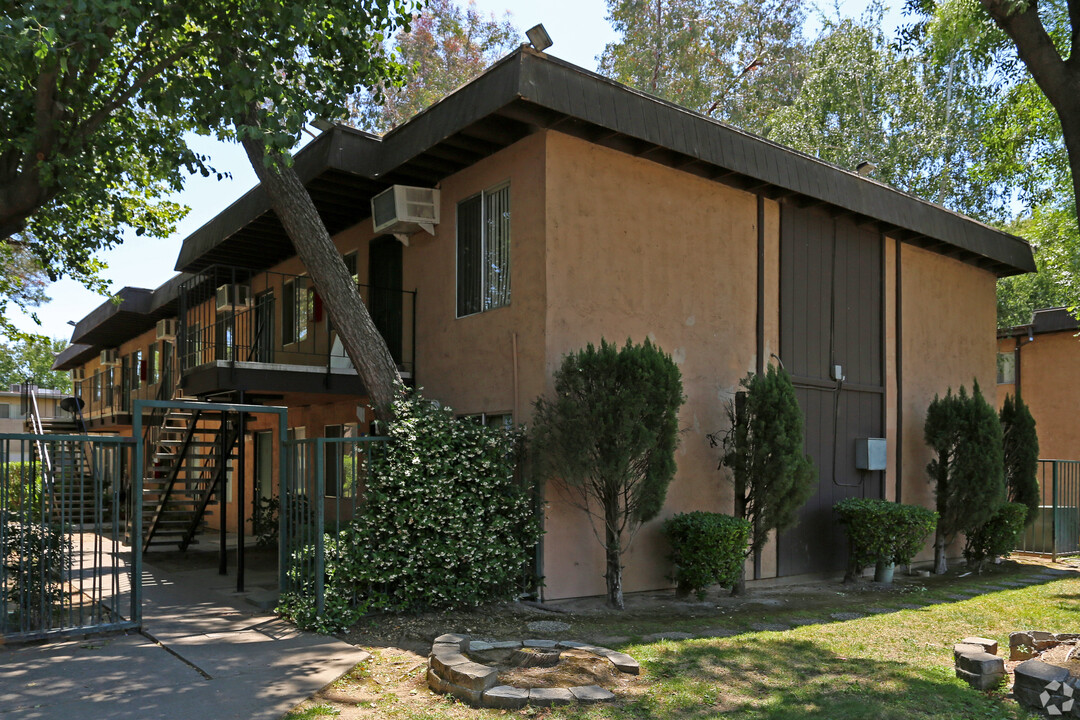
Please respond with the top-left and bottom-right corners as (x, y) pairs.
(54, 48), (1035, 599)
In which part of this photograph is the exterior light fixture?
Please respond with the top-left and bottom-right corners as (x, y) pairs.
(526, 24), (553, 52)
(856, 161), (877, 176)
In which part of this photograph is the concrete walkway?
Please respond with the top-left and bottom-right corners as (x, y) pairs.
(0, 555), (368, 720)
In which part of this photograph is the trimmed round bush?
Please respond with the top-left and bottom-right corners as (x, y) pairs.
(963, 502), (1028, 571)
(835, 498), (937, 578)
(663, 511), (750, 599)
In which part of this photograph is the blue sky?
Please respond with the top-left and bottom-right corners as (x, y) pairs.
(11, 0), (905, 341)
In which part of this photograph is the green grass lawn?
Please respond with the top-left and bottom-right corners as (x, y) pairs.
(287, 562), (1080, 720)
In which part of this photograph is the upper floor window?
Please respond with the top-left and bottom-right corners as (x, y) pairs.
(457, 183), (510, 317)
(149, 343), (160, 385)
(283, 276), (312, 344)
(997, 351), (1016, 384)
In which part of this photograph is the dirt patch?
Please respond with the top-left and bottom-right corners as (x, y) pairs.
(490, 648), (621, 689)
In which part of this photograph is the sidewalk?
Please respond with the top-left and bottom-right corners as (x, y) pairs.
(0, 553), (367, 720)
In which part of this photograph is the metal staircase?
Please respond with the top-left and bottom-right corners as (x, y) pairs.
(139, 403), (240, 552)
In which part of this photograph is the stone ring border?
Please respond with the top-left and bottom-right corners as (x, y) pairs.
(426, 633), (640, 709)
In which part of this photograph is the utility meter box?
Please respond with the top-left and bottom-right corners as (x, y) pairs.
(855, 438), (887, 471)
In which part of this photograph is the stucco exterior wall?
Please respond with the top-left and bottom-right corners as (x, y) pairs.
(997, 332), (1080, 462)
(405, 131), (548, 420)
(899, 243), (997, 562)
(540, 131), (764, 599)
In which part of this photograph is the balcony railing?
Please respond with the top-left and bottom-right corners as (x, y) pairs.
(178, 265), (416, 378)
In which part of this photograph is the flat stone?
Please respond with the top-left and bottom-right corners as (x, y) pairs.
(443, 661), (498, 692)
(955, 666), (1004, 691)
(482, 685), (530, 709)
(1000, 581), (1026, 587)
(523, 639), (559, 649)
(468, 641), (494, 652)
(446, 682), (484, 706)
(829, 612), (864, 621)
(427, 667), (450, 693)
(557, 640), (591, 649)
(429, 650), (471, 676)
(956, 651), (1004, 677)
(569, 685), (616, 703)
(896, 604), (925, 610)
(961, 637), (999, 655)
(953, 643), (984, 662)
(528, 687), (575, 707)
(865, 607), (893, 615)
(944, 594), (970, 601)
(789, 618), (825, 627)
(526, 620), (571, 633)
(434, 634), (469, 651)
(603, 651), (640, 675)
(642, 631), (694, 641)
(750, 622), (791, 632)
(695, 627), (738, 637)
(1014, 659), (1071, 708)
(488, 640), (522, 650)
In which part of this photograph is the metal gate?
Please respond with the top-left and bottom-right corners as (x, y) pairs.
(1016, 460), (1080, 558)
(0, 433), (138, 642)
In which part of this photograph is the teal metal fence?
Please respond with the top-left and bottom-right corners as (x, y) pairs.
(1017, 459), (1080, 560)
(280, 436), (387, 615)
(0, 433), (139, 642)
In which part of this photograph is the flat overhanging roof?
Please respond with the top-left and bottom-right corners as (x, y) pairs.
(174, 47), (1035, 278)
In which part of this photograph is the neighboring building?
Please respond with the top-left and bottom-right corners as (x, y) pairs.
(997, 307), (1079, 462)
(0, 385), (68, 460)
(53, 48), (1034, 599)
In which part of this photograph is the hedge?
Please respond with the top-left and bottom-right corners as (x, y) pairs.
(963, 502), (1028, 572)
(663, 511), (750, 599)
(835, 498), (937, 577)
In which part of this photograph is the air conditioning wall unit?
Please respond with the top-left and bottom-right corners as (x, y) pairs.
(72, 367), (85, 381)
(215, 284), (252, 312)
(100, 349), (120, 366)
(155, 318), (178, 340)
(371, 185), (440, 244)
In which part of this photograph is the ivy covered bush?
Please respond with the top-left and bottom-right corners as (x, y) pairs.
(278, 388), (543, 633)
(835, 498), (937, 580)
(663, 511), (749, 599)
(963, 502), (1028, 572)
(2, 461), (44, 514)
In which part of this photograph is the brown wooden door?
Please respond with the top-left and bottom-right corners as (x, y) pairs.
(778, 203), (885, 576)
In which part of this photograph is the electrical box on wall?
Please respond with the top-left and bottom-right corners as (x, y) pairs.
(855, 438), (887, 471)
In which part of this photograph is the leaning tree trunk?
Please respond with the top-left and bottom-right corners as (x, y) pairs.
(238, 119), (401, 420)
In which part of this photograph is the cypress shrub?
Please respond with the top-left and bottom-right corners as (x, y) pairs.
(1000, 393), (1040, 523)
(663, 511), (750, 599)
(963, 502), (1029, 572)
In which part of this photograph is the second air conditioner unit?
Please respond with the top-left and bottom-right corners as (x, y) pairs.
(155, 318), (178, 341)
(215, 284), (252, 312)
(371, 185), (440, 244)
(72, 367), (85, 381)
(100, 349), (120, 366)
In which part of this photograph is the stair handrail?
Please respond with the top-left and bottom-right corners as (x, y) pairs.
(24, 383), (54, 483)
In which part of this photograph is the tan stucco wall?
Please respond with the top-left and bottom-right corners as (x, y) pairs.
(997, 332), (1080, 462)
(899, 243), (997, 562)
(539, 131), (765, 599)
(404, 131), (548, 419)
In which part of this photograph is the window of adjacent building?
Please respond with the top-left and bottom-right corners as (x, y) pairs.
(282, 277), (312, 344)
(343, 251), (359, 285)
(186, 322), (202, 367)
(457, 183), (511, 317)
(997, 351), (1016, 384)
(0, 404), (9, 419)
(149, 343), (160, 385)
(131, 349), (142, 389)
(93, 371), (102, 402)
(461, 412), (513, 429)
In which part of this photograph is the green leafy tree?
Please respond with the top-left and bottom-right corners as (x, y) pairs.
(713, 365), (816, 595)
(599, 0), (808, 134)
(349, 0), (519, 133)
(1000, 393), (1039, 523)
(0, 336), (70, 392)
(923, 382), (1005, 574)
(996, 204), (1079, 327)
(531, 339), (685, 610)
(5, 2), (420, 416)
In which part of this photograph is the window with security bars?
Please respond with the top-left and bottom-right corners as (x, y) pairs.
(457, 183), (510, 317)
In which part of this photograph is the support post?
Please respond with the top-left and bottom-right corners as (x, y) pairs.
(1052, 461), (1059, 562)
(237, 394), (246, 593)
(219, 411), (228, 576)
